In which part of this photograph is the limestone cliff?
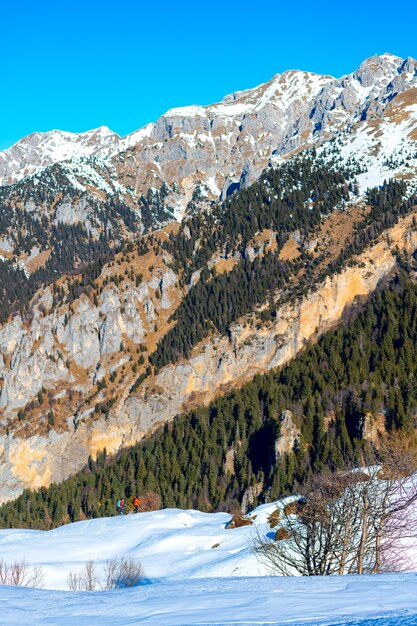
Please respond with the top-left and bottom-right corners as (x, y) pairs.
(0, 212), (416, 502)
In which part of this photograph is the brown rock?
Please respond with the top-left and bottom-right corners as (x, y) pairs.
(225, 514), (254, 529)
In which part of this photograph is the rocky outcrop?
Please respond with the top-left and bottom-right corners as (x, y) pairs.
(241, 482), (263, 514)
(0, 410), (145, 502)
(275, 411), (300, 458)
(361, 412), (386, 447)
(223, 448), (236, 476)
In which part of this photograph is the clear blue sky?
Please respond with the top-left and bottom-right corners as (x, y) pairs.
(1, 0), (417, 150)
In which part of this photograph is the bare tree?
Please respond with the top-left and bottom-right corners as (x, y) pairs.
(0, 560), (44, 588)
(67, 556), (145, 591)
(102, 557), (119, 591)
(82, 559), (98, 591)
(254, 472), (370, 576)
(368, 431), (417, 573)
(67, 570), (82, 592)
(67, 560), (97, 591)
(103, 556), (144, 589)
(253, 431), (417, 576)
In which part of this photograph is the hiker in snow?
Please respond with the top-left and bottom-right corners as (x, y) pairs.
(117, 499), (125, 515)
(133, 496), (141, 513)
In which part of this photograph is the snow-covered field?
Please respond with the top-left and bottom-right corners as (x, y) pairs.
(0, 504), (277, 588)
(0, 502), (417, 625)
(2, 574), (417, 625)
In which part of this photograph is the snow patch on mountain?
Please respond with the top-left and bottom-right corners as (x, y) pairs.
(310, 91), (417, 196)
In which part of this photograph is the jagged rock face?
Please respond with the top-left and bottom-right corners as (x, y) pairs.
(2, 54), (417, 223)
(0, 257), (180, 415)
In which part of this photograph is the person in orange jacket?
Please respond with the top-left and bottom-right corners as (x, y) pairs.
(133, 496), (141, 513)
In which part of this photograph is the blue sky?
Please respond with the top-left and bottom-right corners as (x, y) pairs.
(1, 0), (417, 149)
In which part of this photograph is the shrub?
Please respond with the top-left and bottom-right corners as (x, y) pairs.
(139, 491), (162, 512)
(0, 559), (44, 588)
(274, 527), (291, 541)
(67, 559), (97, 592)
(267, 509), (281, 528)
(225, 514), (253, 529)
(103, 557), (144, 589)
(67, 557), (145, 591)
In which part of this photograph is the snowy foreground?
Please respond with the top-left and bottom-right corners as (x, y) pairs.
(2, 575), (417, 625)
(0, 502), (417, 625)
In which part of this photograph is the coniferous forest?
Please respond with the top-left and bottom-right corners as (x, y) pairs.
(151, 175), (416, 370)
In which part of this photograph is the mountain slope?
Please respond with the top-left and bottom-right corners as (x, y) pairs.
(1, 54), (417, 503)
(0, 165), (415, 503)
(3, 264), (417, 524)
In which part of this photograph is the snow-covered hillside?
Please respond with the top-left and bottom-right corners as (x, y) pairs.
(1, 502), (417, 624)
(0, 503), (277, 589)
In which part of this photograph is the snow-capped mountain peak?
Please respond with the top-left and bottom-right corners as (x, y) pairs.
(0, 125), (120, 187)
(161, 69), (332, 120)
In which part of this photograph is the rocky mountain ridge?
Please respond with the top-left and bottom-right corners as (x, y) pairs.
(0, 125), (160, 188)
(0, 126), (119, 187)
(0, 53), (416, 269)
(2, 53), (417, 204)
(1, 53), (416, 299)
